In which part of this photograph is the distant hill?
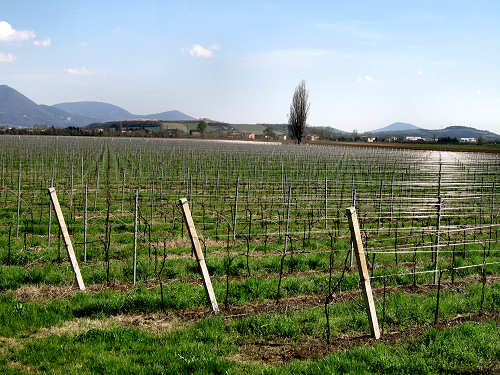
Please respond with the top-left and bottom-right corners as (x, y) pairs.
(53, 101), (133, 122)
(140, 110), (195, 121)
(0, 85), (94, 127)
(434, 126), (499, 139)
(54, 101), (196, 122)
(370, 125), (499, 140)
(0, 86), (197, 127)
(372, 122), (420, 133)
(308, 126), (349, 135)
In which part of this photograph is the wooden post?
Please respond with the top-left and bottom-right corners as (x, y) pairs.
(48, 188), (85, 291)
(180, 198), (219, 314)
(346, 206), (380, 339)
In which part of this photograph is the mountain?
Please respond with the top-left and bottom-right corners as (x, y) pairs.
(0, 85), (94, 127)
(310, 125), (349, 135)
(139, 110), (195, 121)
(53, 101), (133, 122)
(53, 102), (196, 122)
(434, 126), (499, 139)
(0, 86), (197, 127)
(372, 122), (421, 133)
(370, 125), (499, 140)
(54, 103), (196, 122)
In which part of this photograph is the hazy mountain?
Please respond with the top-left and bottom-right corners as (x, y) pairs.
(435, 126), (499, 139)
(0, 85), (94, 127)
(0, 86), (196, 127)
(53, 101), (133, 122)
(371, 125), (499, 139)
(372, 122), (421, 133)
(310, 125), (349, 135)
(54, 102), (196, 122)
(139, 110), (195, 121)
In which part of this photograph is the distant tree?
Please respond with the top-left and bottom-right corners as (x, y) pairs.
(351, 129), (360, 141)
(197, 121), (208, 134)
(437, 136), (459, 144)
(288, 80), (310, 144)
(263, 127), (276, 139)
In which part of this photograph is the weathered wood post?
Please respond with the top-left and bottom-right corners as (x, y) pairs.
(48, 188), (85, 291)
(346, 206), (380, 339)
(179, 198), (219, 314)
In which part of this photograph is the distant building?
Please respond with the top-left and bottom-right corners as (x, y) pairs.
(226, 131), (242, 139)
(165, 129), (182, 137)
(405, 136), (424, 142)
(189, 130), (201, 136)
(460, 137), (477, 143)
(306, 134), (319, 141)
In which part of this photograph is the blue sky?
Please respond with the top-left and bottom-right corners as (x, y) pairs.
(1, 0), (500, 132)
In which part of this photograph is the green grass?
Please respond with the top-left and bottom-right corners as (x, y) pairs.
(250, 320), (500, 374)
(0, 136), (498, 373)
(1, 313), (498, 374)
(0, 272), (498, 338)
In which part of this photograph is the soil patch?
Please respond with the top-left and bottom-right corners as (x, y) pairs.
(235, 311), (500, 365)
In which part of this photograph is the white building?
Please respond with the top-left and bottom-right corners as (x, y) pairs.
(405, 136), (424, 142)
(460, 138), (477, 143)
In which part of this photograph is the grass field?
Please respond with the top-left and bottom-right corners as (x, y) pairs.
(0, 135), (498, 373)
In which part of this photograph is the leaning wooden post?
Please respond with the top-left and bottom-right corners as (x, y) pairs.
(346, 206), (380, 339)
(48, 188), (85, 291)
(179, 198), (219, 314)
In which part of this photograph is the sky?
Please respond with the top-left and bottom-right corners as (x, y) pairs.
(1, 0), (500, 133)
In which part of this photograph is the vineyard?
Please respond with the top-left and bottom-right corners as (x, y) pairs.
(0, 135), (499, 374)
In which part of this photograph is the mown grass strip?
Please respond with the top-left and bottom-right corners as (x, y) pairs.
(0, 315), (498, 374)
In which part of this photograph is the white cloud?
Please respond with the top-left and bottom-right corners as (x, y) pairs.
(364, 75), (373, 81)
(0, 21), (35, 43)
(188, 44), (214, 58)
(65, 66), (93, 75)
(417, 70), (424, 76)
(0, 52), (15, 62)
(209, 43), (220, 51)
(33, 38), (51, 47)
(79, 42), (88, 47)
